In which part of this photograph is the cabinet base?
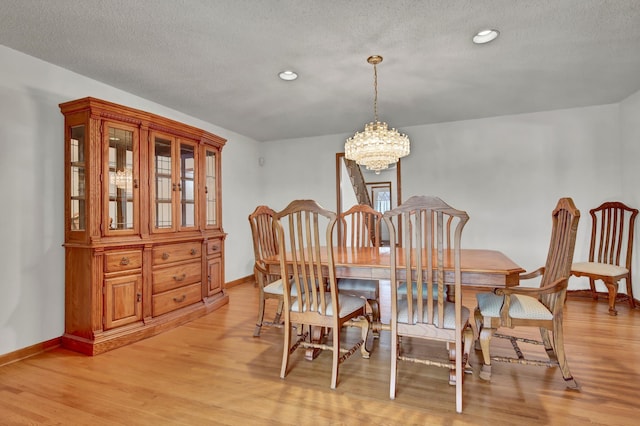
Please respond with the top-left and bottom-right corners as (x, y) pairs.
(62, 293), (229, 356)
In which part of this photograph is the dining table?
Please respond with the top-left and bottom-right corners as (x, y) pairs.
(265, 246), (524, 359)
(266, 246), (523, 288)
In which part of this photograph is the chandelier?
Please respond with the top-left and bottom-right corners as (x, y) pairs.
(345, 55), (410, 173)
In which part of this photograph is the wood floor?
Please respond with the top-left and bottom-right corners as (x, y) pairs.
(1, 283), (638, 425)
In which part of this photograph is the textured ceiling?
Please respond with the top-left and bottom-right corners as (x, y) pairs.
(2, 0), (640, 142)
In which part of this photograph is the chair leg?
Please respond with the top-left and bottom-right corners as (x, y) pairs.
(455, 337), (463, 414)
(474, 307), (493, 381)
(389, 330), (398, 399)
(605, 280), (618, 316)
(273, 299), (284, 324)
(330, 326), (340, 389)
(625, 276), (636, 309)
(280, 318), (292, 379)
(589, 278), (598, 300)
(539, 327), (558, 364)
(552, 318), (579, 389)
(253, 290), (266, 337)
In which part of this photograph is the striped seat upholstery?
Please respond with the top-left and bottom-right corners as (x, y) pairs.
(477, 292), (552, 320)
(398, 300), (470, 328)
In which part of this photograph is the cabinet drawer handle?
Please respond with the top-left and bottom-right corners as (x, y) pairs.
(173, 295), (186, 303)
(173, 273), (186, 282)
(211, 245), (219, 251)
(162, 252), (170, 260)
(120, 257), (130, 266)
(190, 248), (197, 255)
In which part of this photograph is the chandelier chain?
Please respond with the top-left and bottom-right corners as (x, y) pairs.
(373, 62), (378, 123)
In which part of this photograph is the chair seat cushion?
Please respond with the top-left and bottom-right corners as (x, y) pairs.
(397, 299), (469, 329)
(263, 279), (285, 295)
(291, 293), (366, 317)
(476, 292), (553, 320)
(572, 261), (628, 277)
(397, 282), (445, 299)
(264, 279), (309, 296)
(337, 278), (378, 292)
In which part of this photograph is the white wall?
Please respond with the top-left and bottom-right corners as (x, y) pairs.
(0, 46), (260, 356)
(1, 42), (638, 357)
(262, 104), (622, 278)
(259, 135), (347, 211)
(620, 89), (640, 297)
(401, 105), (621, 273)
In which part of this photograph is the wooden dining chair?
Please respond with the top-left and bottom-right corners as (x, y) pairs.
(475, 197), (580, 389)
(571, 201), (638, 315)
(337, 204), (382, 335)
(274, 199), (370, 389)
(383, 195), (473, 414)
(249, 205), (285, 337)
(397, 212), (454, 300)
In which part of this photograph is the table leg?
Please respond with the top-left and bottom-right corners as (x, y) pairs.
(305, 326), (326, 360)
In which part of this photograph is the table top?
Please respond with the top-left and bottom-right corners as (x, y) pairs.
(266, 247), (524, 288)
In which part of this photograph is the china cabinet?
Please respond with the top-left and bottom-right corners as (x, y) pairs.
(60, 97), (227, 355)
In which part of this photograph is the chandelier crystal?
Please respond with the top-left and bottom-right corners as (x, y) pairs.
(345, 55), (410, 173)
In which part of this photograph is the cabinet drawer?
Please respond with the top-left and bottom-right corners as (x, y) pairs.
(152, 261), (201, 294)
(153, 242), (201, 265)
(208, 239), (223, 256)
(105, 250), (143, 273)
(152, 282), (201, 316)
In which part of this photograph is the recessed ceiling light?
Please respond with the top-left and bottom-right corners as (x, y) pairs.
(473, 29), (499, 44)
(278, 70), (298, 81)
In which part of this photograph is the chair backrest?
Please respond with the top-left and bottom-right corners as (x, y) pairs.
(274, 200), (338, 314)
(587, 201), (638, 271)
(248, 205), (279, 282)
(539, 197), (581, 309)
(383, 195), (469, 328)
(338, 204), (382, 248)
(404, 211), (454, 249)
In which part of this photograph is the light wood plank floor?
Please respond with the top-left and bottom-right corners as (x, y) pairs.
(1, 283), (638, 425)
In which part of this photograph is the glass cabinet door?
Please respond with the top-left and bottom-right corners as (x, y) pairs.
(153, 135), (174, 230)
(180, 143), (196, 228)
(105, 123), (138, 235)
(204, 147), (218, 228)
(69, 125), (86, 232)
(152, 133), (198, 232)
